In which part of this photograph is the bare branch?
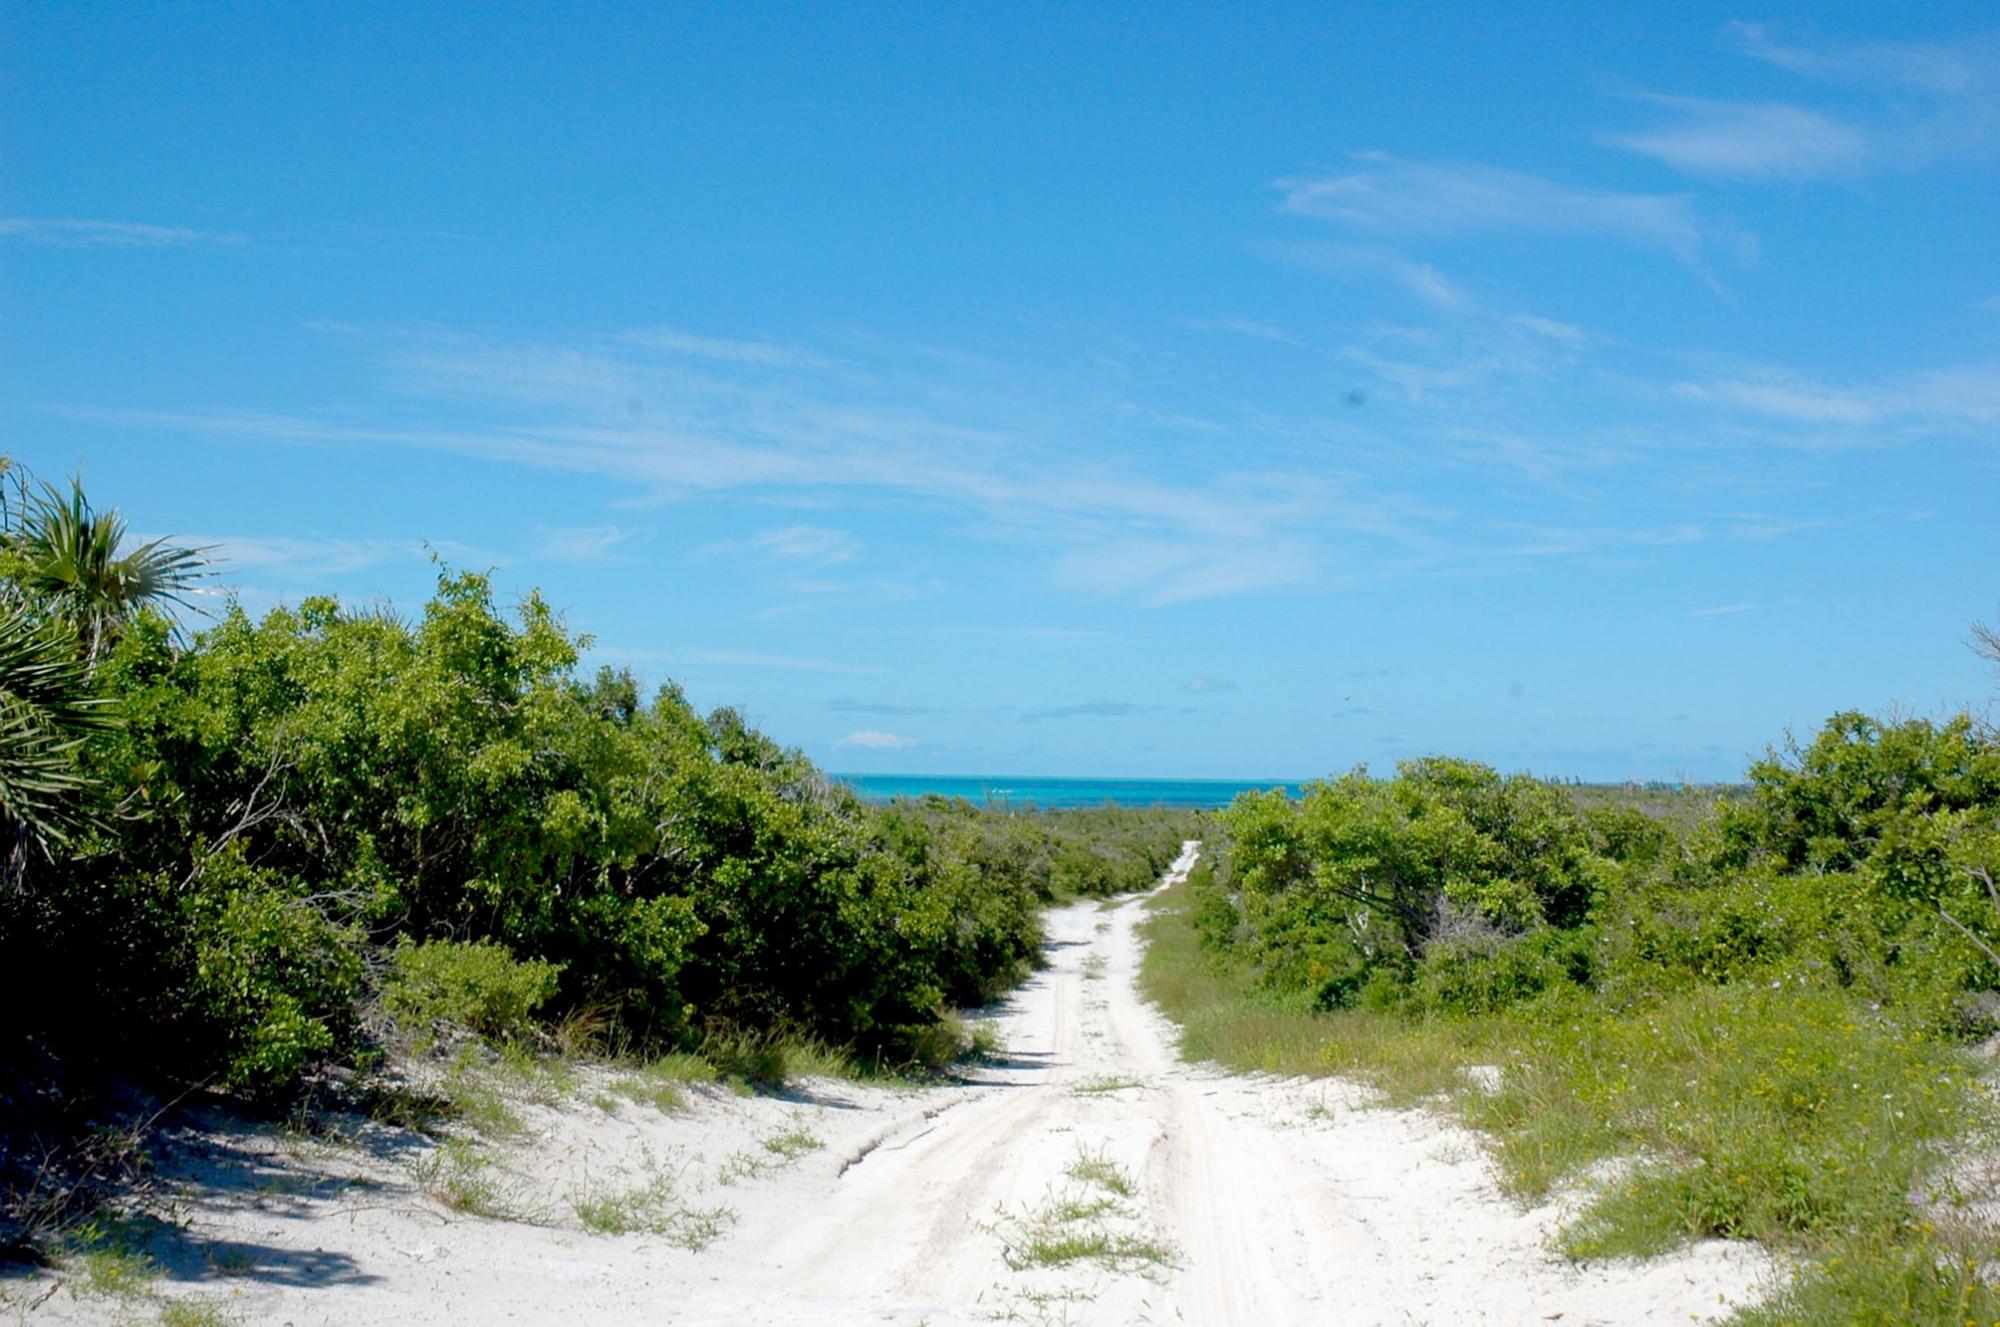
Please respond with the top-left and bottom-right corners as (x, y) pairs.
(1940, 904), (2000, 973)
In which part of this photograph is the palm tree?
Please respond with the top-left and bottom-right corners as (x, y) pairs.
(3, 475), (212, 663)
(0, 603), (114, 880)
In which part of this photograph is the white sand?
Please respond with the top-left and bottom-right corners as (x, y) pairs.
(15, 843), (1776, 1325)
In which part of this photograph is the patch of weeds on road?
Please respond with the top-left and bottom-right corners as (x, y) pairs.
(435, 1049), (525, 1138)
(996, 1200), (1175, 1274)
(989, 1285), (1096, 1325)
(1068, 1075), (1143, 1097)
(1301, 1094), (1340, 1126)
(57, 1214), (163, 1299)
(1063, 1146), (1135, 1199)
(992, 1147), (1177, 1277)
(569, 1153), (735, 1250)
(1081, 954), (1106, 982)
(410, 1137), (518, 1219)
(762, 1126), (822, 1161)
(717, 1119), (824, 1185)
(205, 1242), (257, 1276)
(158, 1299), (242, 1327)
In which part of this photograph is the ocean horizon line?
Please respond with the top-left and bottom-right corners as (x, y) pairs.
(833, 771), (1311, 810)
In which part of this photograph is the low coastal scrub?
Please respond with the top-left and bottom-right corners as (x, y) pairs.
(1153, 710), (2000, 1324)
(0, 466), (1198, 1250)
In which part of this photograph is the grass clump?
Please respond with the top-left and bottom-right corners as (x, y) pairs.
(716, 1121), (824, 1185)
(1068, 1075), (1145, 1096)
(158, 1300), (241, 1327)
(994, 1142), (1175, 1276)
(699, 1030), (856, 1087)
(609, 1052), (717, 1113)
(1063, 1146), (1135, 1198)
(55, 1214), (164, 1299)
(761, 1126), (822, 1161)
(409, 1137), (514, 1219)
(569, 1157), (735, 1250)
(996, 1187), (1175, 1274)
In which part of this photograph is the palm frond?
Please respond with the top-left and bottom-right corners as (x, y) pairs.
(6, 476), (214, 660)
(0, 603), (114, 871)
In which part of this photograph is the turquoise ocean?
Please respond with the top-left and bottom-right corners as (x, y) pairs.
(836, 774), (1306, 810)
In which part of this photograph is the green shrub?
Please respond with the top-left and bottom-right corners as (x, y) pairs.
(385, 939), (563, 1042)
(182, 853), (363, 1093)
(1406, 925), (1594, 1016)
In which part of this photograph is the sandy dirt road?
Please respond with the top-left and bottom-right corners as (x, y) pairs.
(676, 841), (1768, 1326)
(16, 843), (1772, 1327)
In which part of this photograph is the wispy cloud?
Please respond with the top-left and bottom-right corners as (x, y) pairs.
(748, 525), (860, 565)
(537, 524), (648, 563)
(836, 729), (917, 750)
(0, 218), (243, 247)
(618, 326), (833, 370)
(1178, 315), (1300, 344)
(829, 697), (939, 716)
(1718, 23), (2000, 170)
(1725, 22), (1993, 98)
(1692, 602), (1755, 617)
(1266, 241), (1474, 313)
(68, 306), (1832, 608)
(1675, 358), (2000, 429)
(1603, 95), (1870, 179)
(1183, 675), (1239, 693)
(68, 324), (1423, 606)
(1278, 156), (1736, 270)
(932, 626), (1112, 641)
(173, 533), (454, 579)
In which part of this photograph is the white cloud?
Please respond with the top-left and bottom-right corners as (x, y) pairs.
(1278, 157), (1725, 269)
(1268, 241), (1474, 313)
(537, 524), (647, 563)
(619, 326), (833, 369)
(1178, 316), (1299, 344)
(0, 217), (242, 247)
(749, 525), (860, 565)
(1675, 377), (1881, 426)
(1676, 359), (2000, 429)
(1604, 96), (1870, 179)
(1724, 23), (1992, 97)
(1719, 24), (2000, 170)
(1184, 675), (1239, 693)
(836, 729), (917, 750)
(1692, 603), (1755, 617)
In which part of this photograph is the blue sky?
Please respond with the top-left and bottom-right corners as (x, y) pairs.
(6, 2), (1998, 780)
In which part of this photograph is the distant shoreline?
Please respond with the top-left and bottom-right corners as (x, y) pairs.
(835, 772), (1735, 811)
(835, 773), (1309, 809)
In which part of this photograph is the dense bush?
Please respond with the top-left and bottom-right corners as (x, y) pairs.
(1216, 758), (1609, 1009)
(0, 515), (1198, 1106)
(1205, 715), (2000, 1025)
(383, 939), (564, 1043)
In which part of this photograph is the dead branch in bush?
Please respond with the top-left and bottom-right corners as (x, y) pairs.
(1940, 865), (2000, 976)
